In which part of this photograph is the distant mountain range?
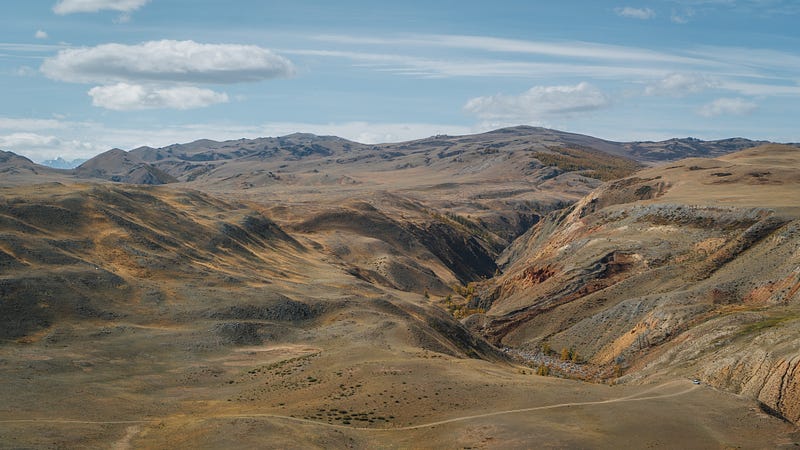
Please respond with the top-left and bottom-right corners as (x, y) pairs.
(40, 157), (88, 169)
(3, 127), (791, 186)
(36, 126), (790, 185)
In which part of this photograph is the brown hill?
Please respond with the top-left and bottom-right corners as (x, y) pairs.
(471, 144), (800, 424)
(0, 150), (73, 185)
(74, 148), (177, 185)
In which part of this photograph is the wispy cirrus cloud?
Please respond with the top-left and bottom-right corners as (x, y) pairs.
(312, 34), (702, 65)
(0, 118), (71, 130)
(615, 7), (656, 19)
(670, 0), (800, 16)
(297, 33), (800, 102)
(286, 49), (678, 80)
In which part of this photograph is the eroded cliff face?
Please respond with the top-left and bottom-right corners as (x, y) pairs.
(473, 145), (800, 423)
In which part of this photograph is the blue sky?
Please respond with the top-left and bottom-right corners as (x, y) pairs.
(1, 0), (799, 162)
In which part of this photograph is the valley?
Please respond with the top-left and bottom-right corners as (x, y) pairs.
(1, 127), (798, 448)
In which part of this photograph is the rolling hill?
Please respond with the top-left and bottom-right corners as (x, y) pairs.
(1, 129), (798, 447)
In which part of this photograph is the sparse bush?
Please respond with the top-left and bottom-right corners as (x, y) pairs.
(561, 347), (571, 361)
(537, 365), (550, 376)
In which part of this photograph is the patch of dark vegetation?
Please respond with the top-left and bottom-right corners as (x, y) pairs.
(6, 204), (86, 232)
(0, 293), (52, 340)
(242, 214), (301, 249)
(437, 149), (463, 159)
(207, 298), (319, 322)
(636, 205), (767, 230)
(184, 163), (217, 181)
(284, 143), (333, 160)
(0, 268), (126, 340)
(0, 248), (25, 268)
(214, 215), (303, 253)
(75, 303), (121, 320)
(0, 214), (41, 234)
(179, 151), (232, 162)
(91, 187), (160, 215)
(534, 147), (641, 181)
(295, 208), (417, 251)
(634, 185), (653, 197)
(212, 322), (265, 345)
(0, 235), (83, 265)
(45, 238), (94, 252)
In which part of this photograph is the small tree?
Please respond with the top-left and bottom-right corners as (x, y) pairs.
(561, 347), (571, 361)
(540, 342), (551, 355)
(537, 365), (550, 376)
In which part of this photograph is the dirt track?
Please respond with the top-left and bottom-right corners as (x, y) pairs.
(0, 379), (697, 431)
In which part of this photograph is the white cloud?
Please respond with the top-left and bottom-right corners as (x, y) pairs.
(88, 83), (229, 110)
(0, 132), (102, 161)
(645, 73), (718, 96)
(15, 66), (38, 77)
(41, 40), (295, 84)
(697, 98), (758, 117)
(615, 7), (657, 19)
(35, 30), (48, 39)
(0, 118), (70, 130)
(671, 8), (695, 23)
(0, 132), (58, 148)
(463, 82), (610, 122)
(53, 0), (150, 14)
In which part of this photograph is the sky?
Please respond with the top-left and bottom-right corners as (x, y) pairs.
(1, 0), (799, 162)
